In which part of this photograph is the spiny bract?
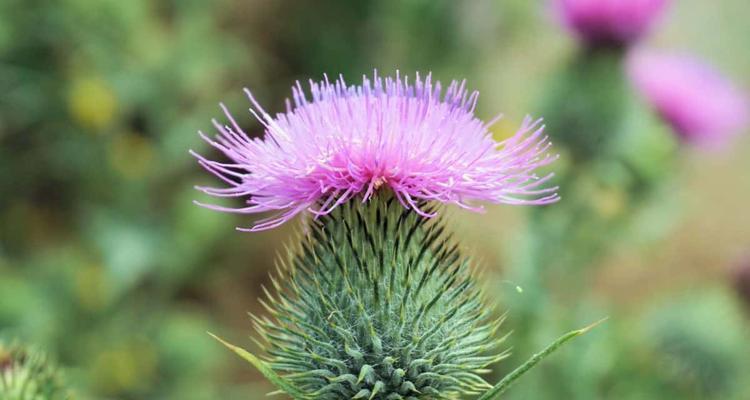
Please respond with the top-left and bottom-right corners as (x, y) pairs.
(0, 341), (70, 400)
(253, 195), (508, 399)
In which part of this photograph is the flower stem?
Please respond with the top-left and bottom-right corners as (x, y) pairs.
(477, 318), (607, 400)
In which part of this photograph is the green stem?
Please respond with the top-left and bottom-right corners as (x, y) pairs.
(477, 318), (607, 400)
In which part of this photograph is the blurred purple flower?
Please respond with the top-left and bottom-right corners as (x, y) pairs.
(627, 51), (749, 148)
(555, 0), (668, 47)
(192, 72), (559, 231)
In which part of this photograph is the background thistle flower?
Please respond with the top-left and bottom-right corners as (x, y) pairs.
(250, 194), (507, 399)
(555, 0), (668, 48)
(0, 341), (70, 400)
(627, 50), (749, 148)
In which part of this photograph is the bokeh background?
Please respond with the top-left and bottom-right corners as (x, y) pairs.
(1, 0), (748, 399)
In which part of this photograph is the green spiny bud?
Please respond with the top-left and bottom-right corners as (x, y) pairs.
(0, 341), (71, 400)
(251, 195), (508, 399)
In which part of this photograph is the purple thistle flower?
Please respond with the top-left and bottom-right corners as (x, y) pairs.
(555, 0), (668, 47)
(627, 51), (749, 148)
(192, 72), (559, 231)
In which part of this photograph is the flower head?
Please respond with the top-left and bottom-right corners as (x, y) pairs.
(555, 0), (668, 47)
(627, 51), (749, 148)
(193, 72), (558, 231)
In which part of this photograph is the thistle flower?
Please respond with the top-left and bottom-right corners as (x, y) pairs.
(193, 72), (558, 231)
(627, 51), (749, 148)
(555, 0), (668, 47)
(0, 341), (70, 400)
(197, 73), (578, 399)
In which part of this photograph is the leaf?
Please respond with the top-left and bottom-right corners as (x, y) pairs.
(208, 332), (310, 399)
(477, 318), (607, 400)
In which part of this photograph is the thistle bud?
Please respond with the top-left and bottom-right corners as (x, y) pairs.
(0, 341), (70, 400)
(250, 196), (507, 398)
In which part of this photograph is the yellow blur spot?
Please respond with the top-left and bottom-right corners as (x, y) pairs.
(593, 186), (626, 218)
(490, 118), (521, 142)
(68, 77), (117, 131)
(108, 132), (155, 179)
(92, 341), (157, 393)
(75, 263), (109, 311)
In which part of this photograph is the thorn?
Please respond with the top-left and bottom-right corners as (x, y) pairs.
(577, 317), (609, 335)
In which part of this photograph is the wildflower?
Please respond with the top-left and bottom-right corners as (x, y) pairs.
(197, 73), (574, 399)
(555, 0), (668, 47)
(627, 51), (749, 148)
(193, 72), (558, 231)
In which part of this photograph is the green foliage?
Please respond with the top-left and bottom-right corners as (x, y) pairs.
(641, 290), (750, 400)
(0, 341), (70, 400)
(238, 195), (508, 399)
